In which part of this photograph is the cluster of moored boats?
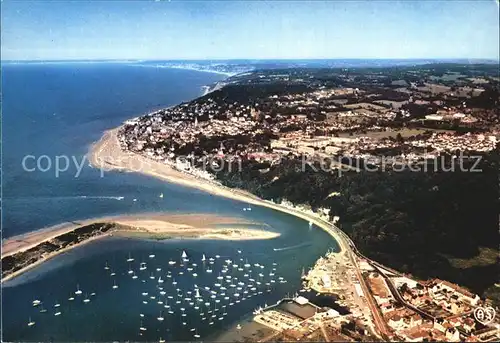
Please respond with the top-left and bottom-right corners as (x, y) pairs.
(27, 249), (288, 342)
(29, 284), (96, 326)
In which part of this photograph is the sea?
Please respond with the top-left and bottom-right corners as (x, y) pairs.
(1, 62), (338, 342)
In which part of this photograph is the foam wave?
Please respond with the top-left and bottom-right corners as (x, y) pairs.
(273, 242), (311, 252)
(9, 196), (125, 201)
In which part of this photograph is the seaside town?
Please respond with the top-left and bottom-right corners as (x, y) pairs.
(119, 65), (499, 176)
(114, 64), (500, 342)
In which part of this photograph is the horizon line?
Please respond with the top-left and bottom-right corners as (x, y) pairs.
(2, 57), (499, 63)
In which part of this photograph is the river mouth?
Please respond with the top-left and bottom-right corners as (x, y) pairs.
(1, 64), (340, 341)
(3, 220), (336, 342)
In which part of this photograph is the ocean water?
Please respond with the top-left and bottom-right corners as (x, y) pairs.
(2, 63), (338, 342)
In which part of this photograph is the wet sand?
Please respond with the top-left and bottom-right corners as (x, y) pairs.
(111, 213), (280, 241)
(2, 213), (277, 259)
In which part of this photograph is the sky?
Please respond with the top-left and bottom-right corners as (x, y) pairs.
(1, 0), (499, 61)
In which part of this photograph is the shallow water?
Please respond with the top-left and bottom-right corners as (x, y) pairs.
(2, 63), (339, 341)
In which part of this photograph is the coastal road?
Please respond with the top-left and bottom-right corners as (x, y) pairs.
(319, 323), (330, 341)
(350, 249), (391, 339)
(371, 263), (435, 321)
(303, 216), (391, 339)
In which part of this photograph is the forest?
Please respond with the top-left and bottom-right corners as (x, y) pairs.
(215, 152), (499, 303)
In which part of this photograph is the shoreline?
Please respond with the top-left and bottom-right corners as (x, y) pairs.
(88, 127), (348, 254)
(3, 120), (347, 283)
(1, 213), (280, 283)
(2, 233), (109, 284)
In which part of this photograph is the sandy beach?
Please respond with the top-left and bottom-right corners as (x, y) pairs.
(88, 127), (348, 253)
(111, 213), (279, 241)
(2, 213), (277, 258)
(1, 213), (279, 283)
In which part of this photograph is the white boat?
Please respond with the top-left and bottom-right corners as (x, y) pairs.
(201, 254), (206, 262)
(168, 260), (176, 265)
(237, 324), (242, 330)
(110, 271), (116, 276)
(157, 311), (165, 321)
(54, 303), (61, 308)
(182, 250), (188, 260)
(309, 221), (313, 227)
(104, 262), (110, 270)
(193, 273), (198, 277)
(139, 321), (147, 331)
(128, 269), (134, 275)
(39, 306), (47, 313)
(54, 311), (62, 316)
(75, 284), (83, 295)
(127, 253), (134, 262)
(28, 318), (35, 326)
(158, 276), (164, 283)
(83, 296), (90, 303)
(32, 299), (41, 306)
(112, 281), (119, 289)
(149, 254), (155, 259)
(159, 338), (166, 343)
(159, 193), (164, 198)
(206, 269), (212, 273)
(139, 262), (147, 271)
(132, 273), (138, 279)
